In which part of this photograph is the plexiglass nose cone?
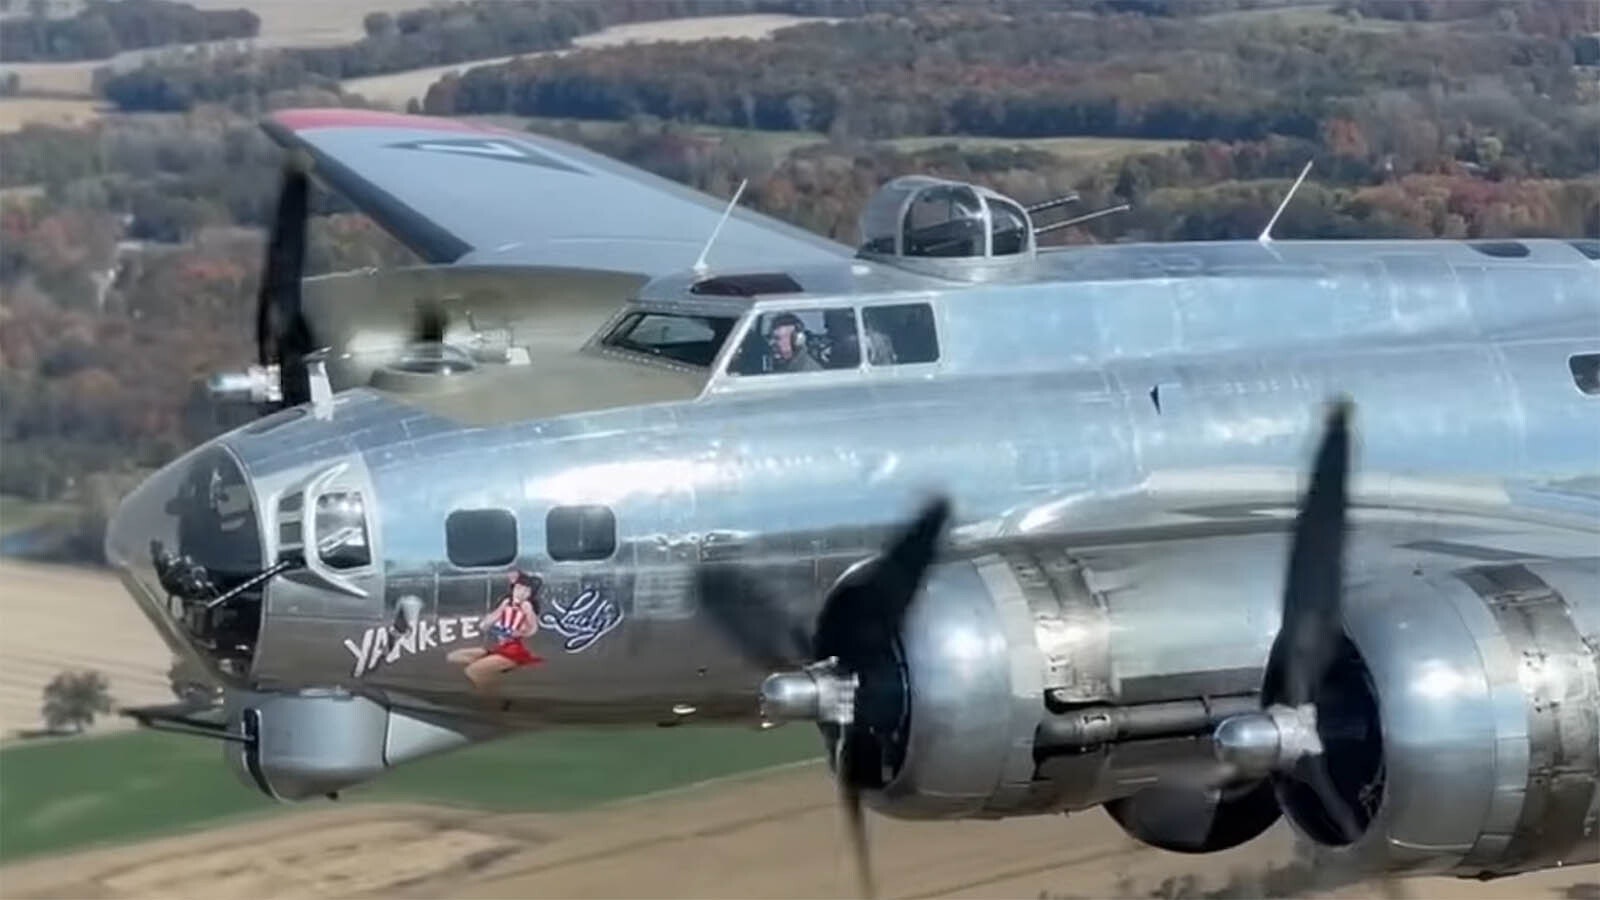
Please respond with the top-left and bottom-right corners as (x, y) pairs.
(105, 445), (263, 680)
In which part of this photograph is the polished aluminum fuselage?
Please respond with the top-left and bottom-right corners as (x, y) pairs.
(183, 238), (1599, 724)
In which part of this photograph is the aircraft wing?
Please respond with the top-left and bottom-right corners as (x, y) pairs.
(959, 469), (1600, 555)
(939, 469), (1599, 701)
(261, 108), (851, 273)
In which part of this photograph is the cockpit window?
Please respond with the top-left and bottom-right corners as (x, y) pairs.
(602, 312), (736, 367)
(862, 304), (939, 365)
(730, 308), (861, 375)
(315, 491), (371, 570)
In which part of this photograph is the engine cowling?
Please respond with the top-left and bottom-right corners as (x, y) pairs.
(823, 544), (1279, 828)
(815, 540), (1600, 878)
(1290, 559), (1600, 878)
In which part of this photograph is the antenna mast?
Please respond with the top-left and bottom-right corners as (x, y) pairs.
(693, 179), (748, 276)
(1258, 160), (1313, 245)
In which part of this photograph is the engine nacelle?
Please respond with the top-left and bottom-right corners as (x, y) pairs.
(1295, 559), (1599, 878)
(840, 545), (1279, 826)
(832, 542), (1599, 877)
(224, 690), (492, 800)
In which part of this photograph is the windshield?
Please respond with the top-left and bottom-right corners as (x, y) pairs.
(601, 312), (738, 367)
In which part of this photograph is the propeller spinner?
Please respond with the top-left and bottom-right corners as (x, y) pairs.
(697, 498), (952, 899)
(214, 160), (461, 413)
(697, 405), (1374, 897)
(1209, 399), (1388, 854)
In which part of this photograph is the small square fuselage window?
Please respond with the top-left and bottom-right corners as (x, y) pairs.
(446, 509), (519, 568)
(1569, 353), (1600, 396)
(547, 505), (617, 561)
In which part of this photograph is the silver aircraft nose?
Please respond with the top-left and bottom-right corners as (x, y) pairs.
(105, 443), (265, 683)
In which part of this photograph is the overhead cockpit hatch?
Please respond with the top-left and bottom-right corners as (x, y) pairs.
(690, 272), (804, 297)
(857, 176), (1036, 268)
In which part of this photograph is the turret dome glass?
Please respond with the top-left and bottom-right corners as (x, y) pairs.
(857, 176), (1034, 261)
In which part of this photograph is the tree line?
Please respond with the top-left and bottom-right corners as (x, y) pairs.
(416, 4), (1598, 178)
(0, 0), (259, 63)
(99, 0), (871, 112)
(2, 1), (1596, 562)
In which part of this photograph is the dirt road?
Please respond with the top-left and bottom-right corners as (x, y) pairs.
(2, 761), (1593, 899)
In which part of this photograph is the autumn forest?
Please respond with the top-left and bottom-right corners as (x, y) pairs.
(1, 0), (1597, 560)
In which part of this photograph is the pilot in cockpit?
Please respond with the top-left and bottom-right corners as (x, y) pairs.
(764, 313), (824, 373)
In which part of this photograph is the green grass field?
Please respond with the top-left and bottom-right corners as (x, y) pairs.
(882, 134), (1186, 160)
(1199, 2), (1421, 33)
(499, 115), (830, 156)
(489, 115), (1189, 164)
(0, 725), (822, 863)
(0, 494), (74, 539)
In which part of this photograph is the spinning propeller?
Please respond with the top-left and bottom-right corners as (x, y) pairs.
(696, 499), (952, 899)
(1209, 400), (1405, 895)
(697, 403), (1382, 897)
(1209, 399), (1374, 837)
(255, 161), (314, 410)
(243, 158), (457, 412)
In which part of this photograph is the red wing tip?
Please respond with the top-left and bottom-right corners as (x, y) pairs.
(268, 108), (499, 135)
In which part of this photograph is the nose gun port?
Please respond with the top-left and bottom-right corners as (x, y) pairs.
(106, 445), (269, 685)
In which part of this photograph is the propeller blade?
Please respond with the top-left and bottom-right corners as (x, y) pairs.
(1294, 753), (1410, 898)
(1293, 754), (1365, 845)
(1264, 399), (1353, 708)
(255, 162), (313, 406)
(836, 732), (877, 899)
(697, 499), (949, 900)
(692, 566), (811, 670)
(413, 298), (448, 345)
(823, 497), (951, 638)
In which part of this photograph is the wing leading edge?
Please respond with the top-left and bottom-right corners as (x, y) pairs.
(262, 108), (851, 274)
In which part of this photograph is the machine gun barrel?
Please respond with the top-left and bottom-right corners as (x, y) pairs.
(1025, 192), (1081, 214)
(1033, 203), (1132, 237)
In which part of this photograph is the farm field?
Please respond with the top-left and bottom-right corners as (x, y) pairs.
(884, 134), (1189, 161)
(344, 13), (826, 108)
(0, 724), (822, 863)
(1, 10), (828, 127)
(0, 97), (103, 132)
(1, 0), (408, 97)
(1199, 1), (1427, 32)
(0, 61), (101, 97)
(188, 0), (426, 48)
(3, 751), (1595, 899)
(0, 561), (171, 739)
(0, 495), (74, 538)
(485, 115), (1190, 165)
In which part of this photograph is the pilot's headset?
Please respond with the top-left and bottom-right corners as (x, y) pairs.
(767, 312), (808, 352)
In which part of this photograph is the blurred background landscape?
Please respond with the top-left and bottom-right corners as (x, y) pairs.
(2, 0), (1597, 570)
(0, 1), (1596, 895)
